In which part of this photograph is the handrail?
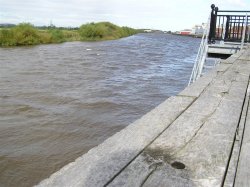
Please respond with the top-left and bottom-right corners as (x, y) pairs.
(218, 10), (250, 13)
(188, 15), (211, 85)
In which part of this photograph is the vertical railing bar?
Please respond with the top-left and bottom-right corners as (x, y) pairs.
(225, 16), (229, 41)
(238, 17), (241, 42)
(230, 18), (233, 40)
(241, 13), (247, 49)
(247, 16), (250, 42)
(233, 17), (236, 39)
(222, 16), (227, 41)
(222, 16), (225, 40)
(237, 17), (240, 40)
(240, 16), (244, 42)
(248, 16), (250, 42)
(218, 16), (221, 39)
(228, 16), (232, 39)
(234, 17), (237, 40)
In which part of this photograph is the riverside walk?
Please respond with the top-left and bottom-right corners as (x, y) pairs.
(37, 46), (250, 186)
(37, 5), (250, 187)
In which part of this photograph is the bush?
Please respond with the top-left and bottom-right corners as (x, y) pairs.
(0, 29), (16, 46)
(12, 23), (40, 45)
(79, 22), (138, 41)
(38, 31), (53, 44)
(0, 23), (40, 46)
(79, 23), (105, 39)
(49, 29), (65, 43)
(62, 30), (81, 41)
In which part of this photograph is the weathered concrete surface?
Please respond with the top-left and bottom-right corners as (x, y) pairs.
(37, 46), (250, 187)
(234, 82), (250, 187)
(223, 81), (250, 187)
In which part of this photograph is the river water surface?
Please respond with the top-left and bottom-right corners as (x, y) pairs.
(0, 33), (200, 187)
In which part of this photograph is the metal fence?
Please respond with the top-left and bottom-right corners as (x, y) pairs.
(208, 4), (250, 43)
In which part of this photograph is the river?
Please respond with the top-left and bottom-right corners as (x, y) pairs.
(0, 33), (200, 187)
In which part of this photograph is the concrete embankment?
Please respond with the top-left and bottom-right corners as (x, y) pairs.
(37, 46), (250, 187)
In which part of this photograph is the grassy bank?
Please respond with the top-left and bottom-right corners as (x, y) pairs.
(0, 22), (138, 46)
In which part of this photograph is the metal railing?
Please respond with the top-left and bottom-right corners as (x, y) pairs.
(189, 5), (250, 85)
(188, 16), (210, 85)
(208, 5), (250, 44)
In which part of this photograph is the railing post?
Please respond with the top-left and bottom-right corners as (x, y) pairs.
(224, 16), (230, 40)
(208, 4), (218, 44)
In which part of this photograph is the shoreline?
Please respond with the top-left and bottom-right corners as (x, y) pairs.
(0, 22), (138, 47)
(0, 34), (137, 48)
(171, 33), (203, 38)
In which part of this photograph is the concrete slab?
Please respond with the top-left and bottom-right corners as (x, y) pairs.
(207, 44), (241, 55)
(234, 85), (250, 187)
(224, 82), (250, 187)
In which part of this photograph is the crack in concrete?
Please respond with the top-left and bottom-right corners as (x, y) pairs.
(177, 95), (197, 99)
(140, 164), (159, 187)
(171, 78), (234, 158)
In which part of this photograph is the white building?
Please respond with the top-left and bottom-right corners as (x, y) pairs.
(144, 29), (152, 33)
(191, 23), (206, 35)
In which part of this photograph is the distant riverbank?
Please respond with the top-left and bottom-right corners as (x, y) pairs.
(0, 22), (138, 47)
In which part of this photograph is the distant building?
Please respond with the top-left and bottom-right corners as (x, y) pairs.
(144, 29), (152, 33)
(191, 23), (206, 35)
(177, 23), (205, 36)
(179, 29), (192, 35)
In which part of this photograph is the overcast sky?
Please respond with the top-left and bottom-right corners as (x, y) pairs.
(0, 0), (249, 31)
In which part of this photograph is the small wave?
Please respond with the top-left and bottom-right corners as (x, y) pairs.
(78, 101), (123, 110)
(13, 105), (34, 114)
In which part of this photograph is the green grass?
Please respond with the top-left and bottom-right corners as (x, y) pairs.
(0, 22), (138, 47)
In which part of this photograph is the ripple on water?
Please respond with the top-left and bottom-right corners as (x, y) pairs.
(0, 33), (200, 187)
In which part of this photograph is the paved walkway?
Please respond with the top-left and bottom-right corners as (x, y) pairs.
(37, 46), (250, 187)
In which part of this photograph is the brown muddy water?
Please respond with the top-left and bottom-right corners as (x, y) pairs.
(0, 33), (200, 187)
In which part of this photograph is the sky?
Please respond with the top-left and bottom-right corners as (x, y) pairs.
(0, 0), (250, 31)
